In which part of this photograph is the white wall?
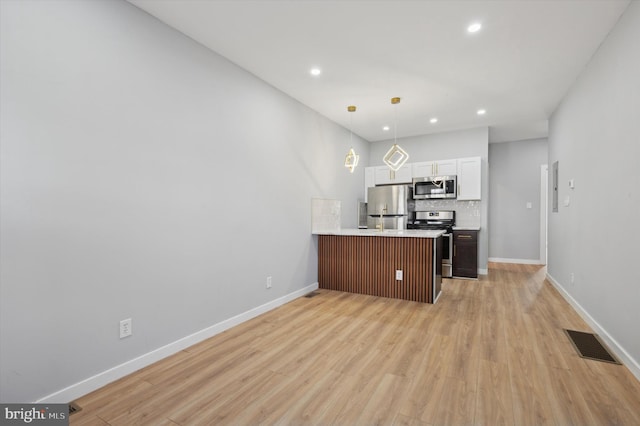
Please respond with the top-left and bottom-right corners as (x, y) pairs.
(370, 128), (490, 272)
(489, 138), (548, 262)
(0, 0), (368, 403)
(548, 2), (640, 374)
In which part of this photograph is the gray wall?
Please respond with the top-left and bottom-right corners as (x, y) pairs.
(489, 138), (548, 261)
(370, 127), (490, 272)
(548, 2), (640, 371)
(0, 0), (368, 402)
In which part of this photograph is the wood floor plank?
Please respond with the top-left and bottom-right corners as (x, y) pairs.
(355, 373), (412, 425)
(134, 350), (193, 385)
(66, 414), (110, 426)
(474, 359), (514, 425)
(392, 413), (432, 426)
(194, 369), (288, 425)
(69, 264), (640, 425)
(218, 366), (328, 425)
(273, 370), (345, 424)
(72, 377), (157, 424)
(431, 377), (477, 425)
(508, 368), (555, 426)
(397, 333), (451, 420)
(538, 364), (597, 426)
(314, 372), (383, 425)
(165, 365), (275, 424)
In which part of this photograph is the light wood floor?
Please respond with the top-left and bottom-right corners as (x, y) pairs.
(70, 263), (640, 425)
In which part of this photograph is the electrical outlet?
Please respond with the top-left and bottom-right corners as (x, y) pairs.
(119, 318), (132, 339)
(570, 273), (575, 285)
(395, 270), (403, 281)
(266, 276), (272, 289)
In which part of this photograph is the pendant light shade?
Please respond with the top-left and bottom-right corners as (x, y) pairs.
(383, 97), (409, 171)
(383, 144), (410, 171)
(344, 105), (359, 173)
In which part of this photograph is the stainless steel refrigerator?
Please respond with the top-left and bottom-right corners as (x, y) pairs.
(366, 185), (409, 230)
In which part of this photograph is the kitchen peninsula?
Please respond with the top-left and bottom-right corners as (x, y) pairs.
(314, 229), (444, 303)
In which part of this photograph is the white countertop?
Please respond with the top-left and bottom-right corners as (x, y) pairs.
(313, 228), (446, 238)
(452, 226), (481, 231)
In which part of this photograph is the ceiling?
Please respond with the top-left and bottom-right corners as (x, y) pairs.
(128, 0), (630, 143)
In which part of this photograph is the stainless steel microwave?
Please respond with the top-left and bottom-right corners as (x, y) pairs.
(413, 175), (457, 199)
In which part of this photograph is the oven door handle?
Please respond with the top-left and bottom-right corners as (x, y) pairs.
(443, 233), (453, 260)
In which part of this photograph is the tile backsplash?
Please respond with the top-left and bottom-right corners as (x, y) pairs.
(311, 198), (341, 233)
(413, 199), (482, 228)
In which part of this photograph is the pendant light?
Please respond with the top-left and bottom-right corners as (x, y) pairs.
(344, 105), (359, 173)
(383, 97), (409, 172)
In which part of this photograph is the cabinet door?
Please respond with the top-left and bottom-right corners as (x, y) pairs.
(394, 164), (412, 183)
(374, 165), (412, 185)
(435, 159), (457, 176)
(374, 166), (393, 185)
(452, 230), (478, 278)
(364, 167), (375, 202)
(457, 157), (481, 200)
(412, 161), (435, 178)
(412, 159), (457, 178)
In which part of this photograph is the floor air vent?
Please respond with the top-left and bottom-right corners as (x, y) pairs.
(564, 329), (621, 364)
(305, 291), (320, 298)
(69, 402), (82, 415)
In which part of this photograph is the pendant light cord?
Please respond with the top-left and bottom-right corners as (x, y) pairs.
(350, 111), (353, 146)
(394, 103), (398, 145)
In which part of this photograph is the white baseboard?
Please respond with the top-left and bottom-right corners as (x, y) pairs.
(489, 257), (544, 265)
(36, 282), (319, 404)
(545, 273), (640, 382)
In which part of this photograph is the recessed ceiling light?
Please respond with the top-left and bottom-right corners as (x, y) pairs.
(467, 22), (482, 33)
(477, 109), (486, 116)
(383, 126), (390, 131)
(430, 118), (438, 124)
(310, 67), (321, 76)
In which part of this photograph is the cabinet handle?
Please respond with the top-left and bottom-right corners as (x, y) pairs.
(458, 184), (460, 195)
(458, 235), (472, 239)
(436, 163), (438, 175)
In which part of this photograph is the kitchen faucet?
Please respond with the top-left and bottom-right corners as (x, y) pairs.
(378, 205), (388, 232)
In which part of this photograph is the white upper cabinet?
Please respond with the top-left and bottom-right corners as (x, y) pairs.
(364, 157), (481, 201)
(457, 157), (482, 200)
(434, 159), (457, 176)
(374, 165), (412, 185)
(412, 162), (432, 178)
(412, 159), (457, 178)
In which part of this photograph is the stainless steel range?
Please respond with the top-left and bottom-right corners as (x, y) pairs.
(407, 210), (455, 278)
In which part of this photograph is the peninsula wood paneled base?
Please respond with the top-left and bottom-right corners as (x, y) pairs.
(318, 235), (441, 303)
